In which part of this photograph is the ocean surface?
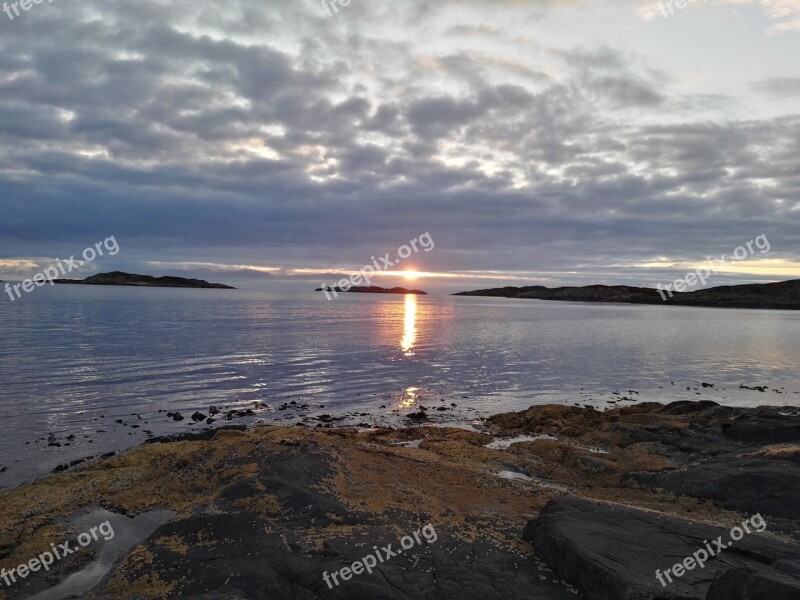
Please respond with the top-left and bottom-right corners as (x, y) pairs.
(1, 285), (799, 488)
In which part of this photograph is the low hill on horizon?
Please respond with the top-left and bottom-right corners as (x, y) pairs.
(54, 271), (236, 289)
(316, 285), (427, 295)
(454, 279), (800, 310)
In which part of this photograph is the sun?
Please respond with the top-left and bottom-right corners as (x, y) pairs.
(403, 270), (420, 281)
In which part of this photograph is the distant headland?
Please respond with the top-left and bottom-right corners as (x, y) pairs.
(54, 271), (236, 289)
(316, 285), (427, 295)
(454, 279), (800, 310)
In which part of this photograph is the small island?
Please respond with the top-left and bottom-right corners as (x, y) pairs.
(54, 271), (236, 289)
(316, 285), (427, 295)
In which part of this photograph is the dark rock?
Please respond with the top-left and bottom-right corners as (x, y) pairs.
(225, 408), (256, 420)
(775, 559), (800, 578)
(625, 458), (800, 518)
(722, 414), (800, 443)
(660, 400), (721, 414)
(102, 448), (575, 600)
(317, 415), (346, 423)
(741, 385), (769, 392)
(131, 514), (573, 600)
(192, 412), (208, 422)
(52, 458), (88, 473)
(578, 456), (612, 473)
(524, 496), (800, 600)
(144, 425), (247, 444)
(706, 566), (800, 600)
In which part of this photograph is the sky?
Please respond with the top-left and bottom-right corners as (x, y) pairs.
(0, 0), (799, 292)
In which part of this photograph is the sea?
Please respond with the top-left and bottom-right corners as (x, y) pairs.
(1, 285), (799, 488)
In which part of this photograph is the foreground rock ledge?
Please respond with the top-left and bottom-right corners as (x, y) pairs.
(525, 496), (800, 600)
(0, 401), (798, 599)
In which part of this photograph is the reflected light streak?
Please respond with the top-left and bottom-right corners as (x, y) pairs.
(398, 386), (418, 409)
(401, 294), (417, 356)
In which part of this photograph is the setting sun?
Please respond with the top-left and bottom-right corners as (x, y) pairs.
(403, 270), (420, 281)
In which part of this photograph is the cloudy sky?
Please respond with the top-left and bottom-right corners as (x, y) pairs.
(1, 0), (798, 291)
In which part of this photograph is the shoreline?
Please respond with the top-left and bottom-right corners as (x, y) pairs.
(0, 401), (798, 599)
(2, 381), (797, 492)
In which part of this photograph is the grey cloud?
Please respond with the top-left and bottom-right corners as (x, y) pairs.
(756, 77), (800, 97)
(0, 0), (797, 287)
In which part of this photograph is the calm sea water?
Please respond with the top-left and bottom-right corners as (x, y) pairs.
(1, 285), (799, 488)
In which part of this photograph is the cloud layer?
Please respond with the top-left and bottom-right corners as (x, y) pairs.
(0, 0), (798, 289)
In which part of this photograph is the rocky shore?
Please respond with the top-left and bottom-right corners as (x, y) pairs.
(0, 402), (798, 599)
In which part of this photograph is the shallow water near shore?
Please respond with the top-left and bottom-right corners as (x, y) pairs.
(1, 286), (799, 488)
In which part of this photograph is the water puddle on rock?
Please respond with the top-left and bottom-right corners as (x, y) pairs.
(496, 470), (571, 492)
(27, 507), (175, 600)
(394, 439), (424, 448)
(484, 434), (556, 449)
(497, 470), (535, 481)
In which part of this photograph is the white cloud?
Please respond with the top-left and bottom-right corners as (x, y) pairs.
(640, 0), (800, 32)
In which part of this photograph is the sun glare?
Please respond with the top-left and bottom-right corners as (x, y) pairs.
(403, 270), (420, 281)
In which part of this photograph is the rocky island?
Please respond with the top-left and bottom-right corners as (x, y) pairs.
(455, 279), (800, 310)
(316, 285), (427, 295)
(0, 401), (797, 599)
(54, 271), (236, 289)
